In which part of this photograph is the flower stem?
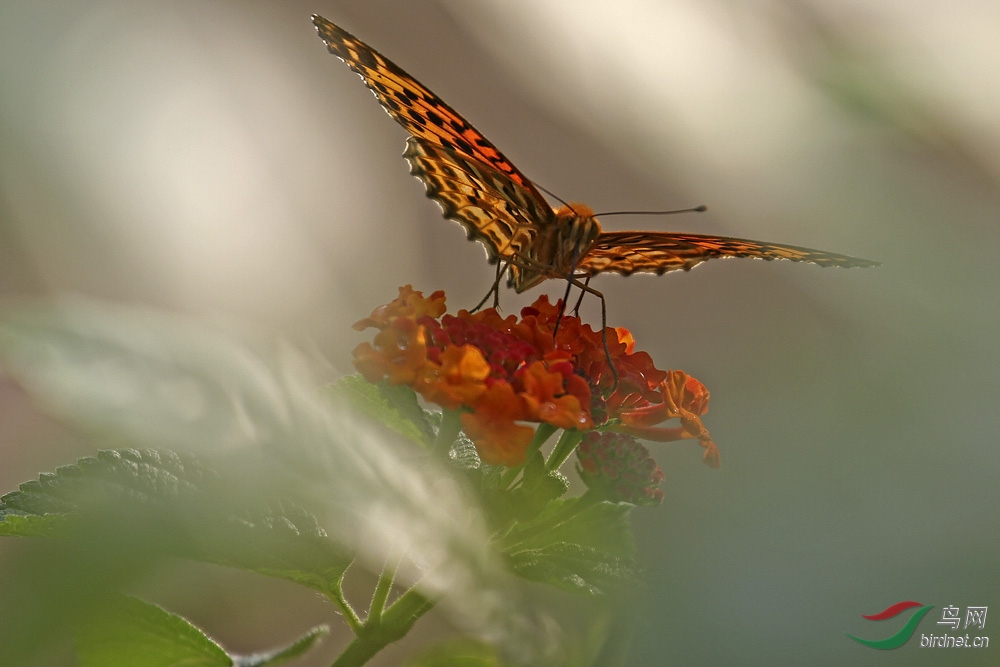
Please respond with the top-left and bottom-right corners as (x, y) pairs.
(545, 429), (584, 472)
(499, 422), (557, 489)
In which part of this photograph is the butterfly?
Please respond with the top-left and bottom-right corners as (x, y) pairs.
(312, 15), (877, 307)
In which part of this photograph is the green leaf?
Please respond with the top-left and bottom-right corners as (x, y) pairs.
(0, 510), (71, 536)
(325, 375), (434, 446)
(477, 451), (569, 529)
(511, 451), (570, 518)
(75, 595), (232, 667)
(517, 499), (634, 559)
(504, 500), (638, 595)
(75, 596), (329, 667)
(0, 300), (292, 454)
(508, 542), (636, 596)
(198, 498), (354, 598)
(448, 430), (482, 471)
(0, 449), (353, 597)
(232, 624), (329, 667)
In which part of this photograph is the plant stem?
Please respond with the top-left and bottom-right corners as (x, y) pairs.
(367, 551), (401, 625)
(324, 573), (363, 634)
(330, 587), (436, 667)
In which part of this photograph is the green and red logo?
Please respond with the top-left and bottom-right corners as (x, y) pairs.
(847, 601), (935, 649)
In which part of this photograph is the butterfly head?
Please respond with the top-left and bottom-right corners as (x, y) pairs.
(552, 202), (602, 248)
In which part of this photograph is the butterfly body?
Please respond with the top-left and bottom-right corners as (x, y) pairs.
(402, 136), (603, 292)
(517, 203), (602, 292)
(312, 15), (877, 294)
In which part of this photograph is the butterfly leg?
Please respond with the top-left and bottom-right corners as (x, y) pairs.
(553, 243), (586, 339)
(552, 277), (575, 339)
(503, 254), (618, 389)
(567, 276), (619, 391)
(471, 261), (506, 312)
(571, 275), (591, 317)
(493, 262), (505, 309)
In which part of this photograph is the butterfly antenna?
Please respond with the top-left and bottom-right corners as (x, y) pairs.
(596, 205), (707, 217)
(533, 181), (571, 208)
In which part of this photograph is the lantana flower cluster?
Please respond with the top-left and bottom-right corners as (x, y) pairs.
(353, 286), (720, 473)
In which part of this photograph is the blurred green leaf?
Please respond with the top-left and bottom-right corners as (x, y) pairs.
(482, 451), (568, 527)
(76, 596), (232, 667)
(0, 300), (540, 658)
(0, 510), (71, 537)
(326, 375), (435, 447)
(231, 624), (329, 667)
(507, 541), (636, 596)
(0, 449), (353, 596)
(511, 451), (569, 517)
(505, 500), (636, 595)
(516, 499), (634, 559)
(75, 595), (328, 667)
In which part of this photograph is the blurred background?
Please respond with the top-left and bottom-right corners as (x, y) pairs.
(1, 0), (998, 665)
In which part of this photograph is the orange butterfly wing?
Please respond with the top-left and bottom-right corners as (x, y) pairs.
(579, 232), (879, 276)
(313, 15), (877, 284)
(312, 16), (532, 187)
(402, 139), (554, 264)
(312, 15), (552, 267)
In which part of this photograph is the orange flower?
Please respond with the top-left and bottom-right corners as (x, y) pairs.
(667, 370), (711, 419)
(416, 344), (490, 410)
(352, 318), (431, 386)
(353, 287), (720, 468)
(616, 370), (719, 468)
(461, 383), (534, 466)
(354, 284), (446, 330)
(700, 439), (721, 468)
(518, 360), (593, 431)
(615, 327), (635, 354)
(619, 371), (710, 435)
